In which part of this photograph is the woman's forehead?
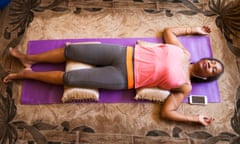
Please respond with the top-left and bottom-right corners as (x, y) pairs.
(211, 60), (223, 72)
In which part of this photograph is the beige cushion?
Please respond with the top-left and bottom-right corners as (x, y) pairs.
(65, 41), (101, 46)
(135, 40), (170, 103)
(136, 40), (163, 47)
(62, 42), (101, 103)
(135, 88), (170, 103)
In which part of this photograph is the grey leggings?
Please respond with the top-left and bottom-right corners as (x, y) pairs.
(63, 44), (128, 89)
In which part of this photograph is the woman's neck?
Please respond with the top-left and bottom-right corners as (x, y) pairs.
(189, 64), (194, 78)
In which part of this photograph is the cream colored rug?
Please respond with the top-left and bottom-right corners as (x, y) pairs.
(0, 0), (240, 143)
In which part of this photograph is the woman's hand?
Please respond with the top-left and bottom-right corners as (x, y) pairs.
(198, 115), (215, 126)
(194, 26), (211, 35)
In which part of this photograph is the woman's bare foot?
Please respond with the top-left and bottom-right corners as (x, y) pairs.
(2, 68), (32, 83)
(9, 47), (34, 68)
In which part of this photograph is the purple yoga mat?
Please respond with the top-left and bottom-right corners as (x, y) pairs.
(21, 36), (221, 104)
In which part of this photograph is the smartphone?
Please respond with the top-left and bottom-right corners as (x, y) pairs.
(188, 95), (208, 105)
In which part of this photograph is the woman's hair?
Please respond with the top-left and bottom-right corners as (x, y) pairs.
(190, 57), (224, 83)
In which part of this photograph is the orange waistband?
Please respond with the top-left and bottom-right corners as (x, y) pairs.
(126, 46), (134, 89)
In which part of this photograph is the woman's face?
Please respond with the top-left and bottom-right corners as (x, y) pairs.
(195, 59), (223, 78)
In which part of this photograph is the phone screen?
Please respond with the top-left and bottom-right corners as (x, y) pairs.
(189, 95), (207, 105)
(192, 96), (205, 103)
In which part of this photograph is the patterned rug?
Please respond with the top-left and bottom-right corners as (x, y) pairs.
(0, 0), (240, 143)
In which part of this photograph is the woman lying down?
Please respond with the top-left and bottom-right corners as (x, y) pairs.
(3, 26), (224, 126)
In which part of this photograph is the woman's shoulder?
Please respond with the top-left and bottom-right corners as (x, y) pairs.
(171, 82), (192, 95)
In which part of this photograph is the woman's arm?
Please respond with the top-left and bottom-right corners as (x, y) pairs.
(160, 84), (215, 126)
(163, 26), (211, 49)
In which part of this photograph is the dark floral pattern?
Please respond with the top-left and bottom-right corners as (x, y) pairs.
(0, 0), (240, 143)
(208, 0), (240, 57)
(3, 0), (68, 51)
(0, 84), (17, 144)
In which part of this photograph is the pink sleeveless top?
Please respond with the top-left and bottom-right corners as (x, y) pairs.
(134, 43), (187, 90)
